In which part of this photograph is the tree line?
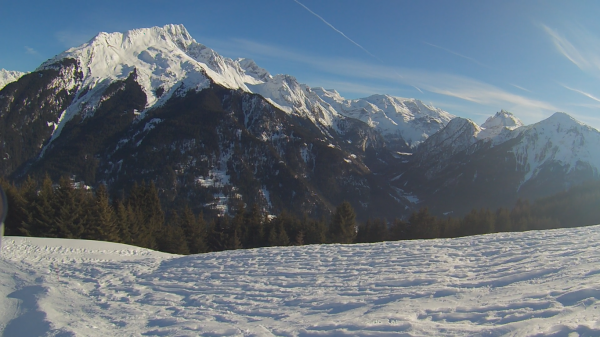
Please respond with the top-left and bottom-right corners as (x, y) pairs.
(1, 175), (599, 254)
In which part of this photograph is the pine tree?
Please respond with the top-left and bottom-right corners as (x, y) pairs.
(388, 218), (409, 241)
(180, 207), (208, 254)
(329, 201), (357, 244)
(230, 201), (246, 247)
(277, 221), (290, 246)
(54, 176), (90, 239)
(127, 203), (143, 246)
(158, 216), (190, 255)
(357, 218), (389, 243)
(144, 181), (164, 249)
(294, 230), (305, 246)
(13, 176), (39, 236)
(206, 217), (228, 252)
(227, 229), (243, 250)
(126, 181), (164, 249)
(29, 174), (58, 237)
(302, 213), (327, 244)
(245, 203), (264, 248)
(86, 184), (119, 242)
(115, 200), (132, 244)
(409, 207), (438, 239)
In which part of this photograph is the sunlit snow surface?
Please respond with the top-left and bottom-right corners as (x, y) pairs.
(2, 227), (600, 336)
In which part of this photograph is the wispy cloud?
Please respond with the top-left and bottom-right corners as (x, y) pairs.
(561, 84), (600, 103)
(25, 46), (40, 55)
(292, 0), (380, 61)
(423, 42), (489, 68)
(409, 73), (557, 112)
(310, 80), (404, 96)
(412, 85), (424, 94)
(510, 83), (532, 93)
(542, 24), (600, 77)
(24, 46), (41, 57)
(208, 38), (558, 117)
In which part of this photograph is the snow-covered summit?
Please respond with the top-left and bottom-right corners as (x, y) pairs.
(39, 24), (267, 110)
(510, 112), (600, 183)
(482, 109), (523, 130)
(478, 109), (524, 140)
(0, 69), (26, 90)
(314, 91), (455, 147)
(35, 24), (453, 145)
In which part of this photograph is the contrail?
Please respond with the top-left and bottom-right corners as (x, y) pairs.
(561, 83), (600, 103)
(293, 0), (381, 61)
(423, 42), (490, 68)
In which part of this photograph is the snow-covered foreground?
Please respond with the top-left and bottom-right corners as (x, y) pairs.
(2, 227), (600, 337)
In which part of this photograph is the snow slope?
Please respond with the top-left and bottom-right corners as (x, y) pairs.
(3, 226), (600, 336)
(0, 69), (26, 90)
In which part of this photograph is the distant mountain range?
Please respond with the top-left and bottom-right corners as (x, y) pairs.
(1, 24), (598, 219)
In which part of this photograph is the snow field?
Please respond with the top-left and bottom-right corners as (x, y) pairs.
(2, 226), (600, 336)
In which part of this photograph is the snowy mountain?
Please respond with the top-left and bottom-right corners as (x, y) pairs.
(5, 23), (453, 152)
(415, 117), (482, 167)
(477, 109), (524, 142)
(1, 23), (599, 219)
(391, 111), (600, 216)
(0, 24), (388, 218)
(314, 90), (455, 148)
(0, 69), (25, 90)
(3, 227), (600, 336)
(35, 24), (449, 149)
(510, 112), (600, 185)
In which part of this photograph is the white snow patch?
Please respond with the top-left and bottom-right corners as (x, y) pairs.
(0, 69), (26, 90)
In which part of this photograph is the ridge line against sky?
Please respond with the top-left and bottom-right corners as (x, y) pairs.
(1, 1), (600, 129)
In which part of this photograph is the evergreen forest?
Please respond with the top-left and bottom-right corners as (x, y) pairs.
(1, 175), (600, 254)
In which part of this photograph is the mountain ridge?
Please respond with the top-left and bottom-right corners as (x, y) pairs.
(1, 24), (599, 219)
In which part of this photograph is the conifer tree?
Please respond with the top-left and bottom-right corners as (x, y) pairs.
(180, 206), (208, 254)
(227, 229), (243, 250)
(389, 218), (409, 241)
(245, 203), (264, 248)
(495, 208), (512, 232)
(115, 200), (132, 244)
(54, 176), (90, 239)
(158, 216), (190, 255)
(29, 174), (58, 237)
(294, 230), (305, 246)
(86, 184), (119, 242)
(230, 201), (246, 247)
(127, 203), (143, 246)
(408, 207), (438, 239)
(206, 217), (228, 252)
(301, 213), (327, 244)
(329, 201), (357, 244)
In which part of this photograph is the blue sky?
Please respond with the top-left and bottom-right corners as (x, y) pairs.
(2, 0), (600, 129)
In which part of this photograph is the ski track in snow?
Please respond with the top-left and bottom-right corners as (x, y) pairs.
(2, 226), (600, 336)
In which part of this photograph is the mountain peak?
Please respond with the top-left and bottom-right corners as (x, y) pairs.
(544, 112), (580, 125)
(478, 109), (524, 141)
(481, 110), (523, 130)
(0, 69), (26, 90)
